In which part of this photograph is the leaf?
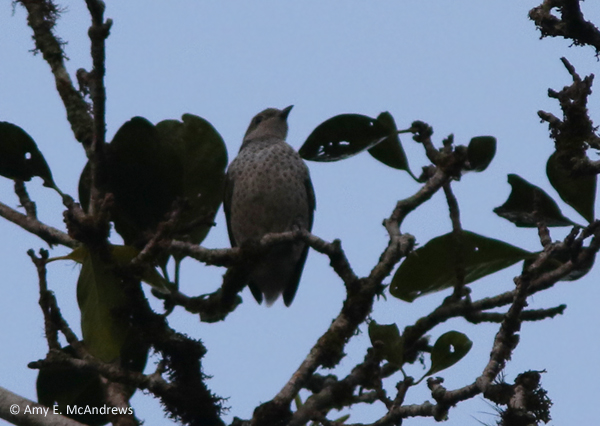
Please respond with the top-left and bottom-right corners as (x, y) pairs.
(299, 114), (389, 161)
(37, 346), (108, 426)
(49, 245), (171, 293)
(79, 117), (184, 246)
(77, 249), (130, 362)
(333, 414), (351, 423)
(467, 136), (496, 172)
(77, 161), (92, 212)
(109, 117), (184, 245)
(493, 174), (576, 227)
(79, 115), (227, 250)
(156, 114), (228, 247)
(546, 151), (596, 223)
(425, 331), (472, 377)
(47, 246), (88, 264)
(37, 341), (147, 426)
(368, 320), (404, 366)
(368, 112), (416, 178)
(110, 245), (172, 293)
(0, 121), (55, 187)
(391, 230), (533, 302)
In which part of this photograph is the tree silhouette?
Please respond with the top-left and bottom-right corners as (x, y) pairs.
(1, 1), (599, 426)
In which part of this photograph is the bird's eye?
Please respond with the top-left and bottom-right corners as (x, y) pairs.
(254, 116), (263, 126)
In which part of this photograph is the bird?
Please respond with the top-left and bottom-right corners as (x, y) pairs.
(224, 105), (315, 306)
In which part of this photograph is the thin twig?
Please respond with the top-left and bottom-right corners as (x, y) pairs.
(28, 249), (60, 350)
(14, 181), (37, 218)
(466, 305), (566, 323)
(0, 200), (77, 248)
(443, 183), (466, 299)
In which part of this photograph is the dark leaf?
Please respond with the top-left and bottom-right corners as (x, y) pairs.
(425, 331), (472, 377)
(37, 341), (147, 426)
(368, 112), (416, 178)
(467, 136), (496, 172)
(79, 117), (183, 246)
(493, 174), (576, 227)
(391, 230), (532, 302)
(299, 114), (389, 161)
(109, 117), (183, 245)
(37, 346), (108, 426)
(156, 114), (228, 247)
(0, 122), (55, 187)
(78, 161), (92, 212)
(546, 151), (596, 223)
(368, 320), (404, 366)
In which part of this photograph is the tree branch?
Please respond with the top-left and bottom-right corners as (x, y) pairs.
(17, 0), (94, 148)
(0, 386), (85, 426)
(529, 0), (600, 55)
(0, 200), (77, 248)
(247, 161), (453, 425)
(538, 57), (600, 161)
(82, 0), (112, 216)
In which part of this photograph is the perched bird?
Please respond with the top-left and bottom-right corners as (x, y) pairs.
(224, 106), (315, 306)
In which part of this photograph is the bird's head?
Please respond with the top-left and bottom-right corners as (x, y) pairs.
(242, 105), (293, 148)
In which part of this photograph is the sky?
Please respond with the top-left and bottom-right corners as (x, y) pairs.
(1, 1), (600, 425)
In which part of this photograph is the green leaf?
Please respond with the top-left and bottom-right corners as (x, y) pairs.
(333, 414), (351, 423)
(111, 245), (172, 293)
(299, 114), (389, 161)
(391, 230), (532, 302)
(0, 122), (55, 187)
(47, 246), (89, 264)
(49, 245), (171, 293)
(546, 151), (596, 223)
(467, 136), (496, 172)
(368, 320), (404, 366)
(493, 174), (576, 227)
(368, 112), (416, 178)
(156, 114), (228, 247)
(37, 346), (108, 426)
(425, 331), (472, 377)
(77, 249), (130, 362)
(44, 249), (150, 419)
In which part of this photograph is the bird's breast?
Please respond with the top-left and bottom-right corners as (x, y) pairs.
(228, 142), (310, 243)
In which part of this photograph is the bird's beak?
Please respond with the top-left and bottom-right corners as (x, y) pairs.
(281, 105), (294, 119)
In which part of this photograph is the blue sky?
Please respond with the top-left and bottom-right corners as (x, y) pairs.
(1, 2), (600, 425)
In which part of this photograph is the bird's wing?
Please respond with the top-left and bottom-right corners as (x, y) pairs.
(282, 174), (316, 306)
(223, 169), (264, 304)
(305, 174), (316, 230)
(223, 171), (237, 248)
